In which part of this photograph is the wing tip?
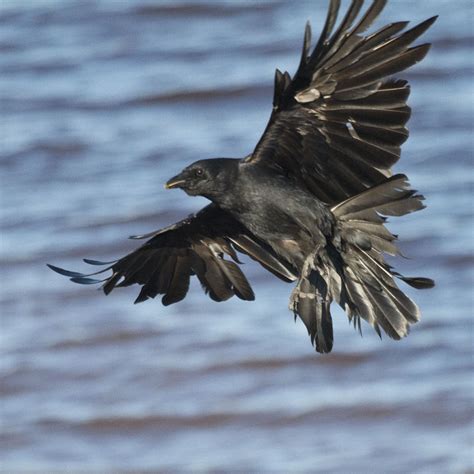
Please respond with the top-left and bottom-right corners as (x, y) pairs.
(47, 263), (81, 278)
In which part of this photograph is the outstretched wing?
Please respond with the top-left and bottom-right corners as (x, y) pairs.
(48, 204), (297, 305)
(245, 0), (437, 204)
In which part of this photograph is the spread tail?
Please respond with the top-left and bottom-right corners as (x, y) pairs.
(292, 174), (434, 353)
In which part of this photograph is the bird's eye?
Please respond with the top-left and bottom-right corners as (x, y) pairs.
(195, 168), (204, 177)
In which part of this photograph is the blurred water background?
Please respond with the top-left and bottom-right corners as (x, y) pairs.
(1, 0), (473, 472)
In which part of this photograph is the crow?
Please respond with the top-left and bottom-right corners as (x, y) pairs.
(49, 0), (436, 353)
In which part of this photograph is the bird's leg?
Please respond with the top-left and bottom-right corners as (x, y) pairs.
(289, 245), (322, 314)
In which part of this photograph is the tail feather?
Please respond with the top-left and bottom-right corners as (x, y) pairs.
(332, 174), (425, 218)
(397, 275), (435, 290)
(357, 248), (420, 322)
(343, 264), (380, 334)
(362, 282), (409, 339)
(333, 174), (433, 340)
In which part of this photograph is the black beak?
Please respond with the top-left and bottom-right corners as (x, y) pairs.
(165, 173), (186, 190)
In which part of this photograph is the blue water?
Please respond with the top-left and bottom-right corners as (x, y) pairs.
(1, 1), (473, 472)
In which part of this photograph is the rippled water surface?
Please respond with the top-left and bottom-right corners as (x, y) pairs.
(1, 0), (473, 472)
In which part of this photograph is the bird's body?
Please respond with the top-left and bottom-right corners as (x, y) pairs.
(217, 161), (333, 265)
(49, 0), (437, 353)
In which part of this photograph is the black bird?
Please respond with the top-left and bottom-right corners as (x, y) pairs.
(49, 0), (436, 353)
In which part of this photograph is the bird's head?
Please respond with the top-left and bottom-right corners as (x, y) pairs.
(165, 158), (238, 199)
